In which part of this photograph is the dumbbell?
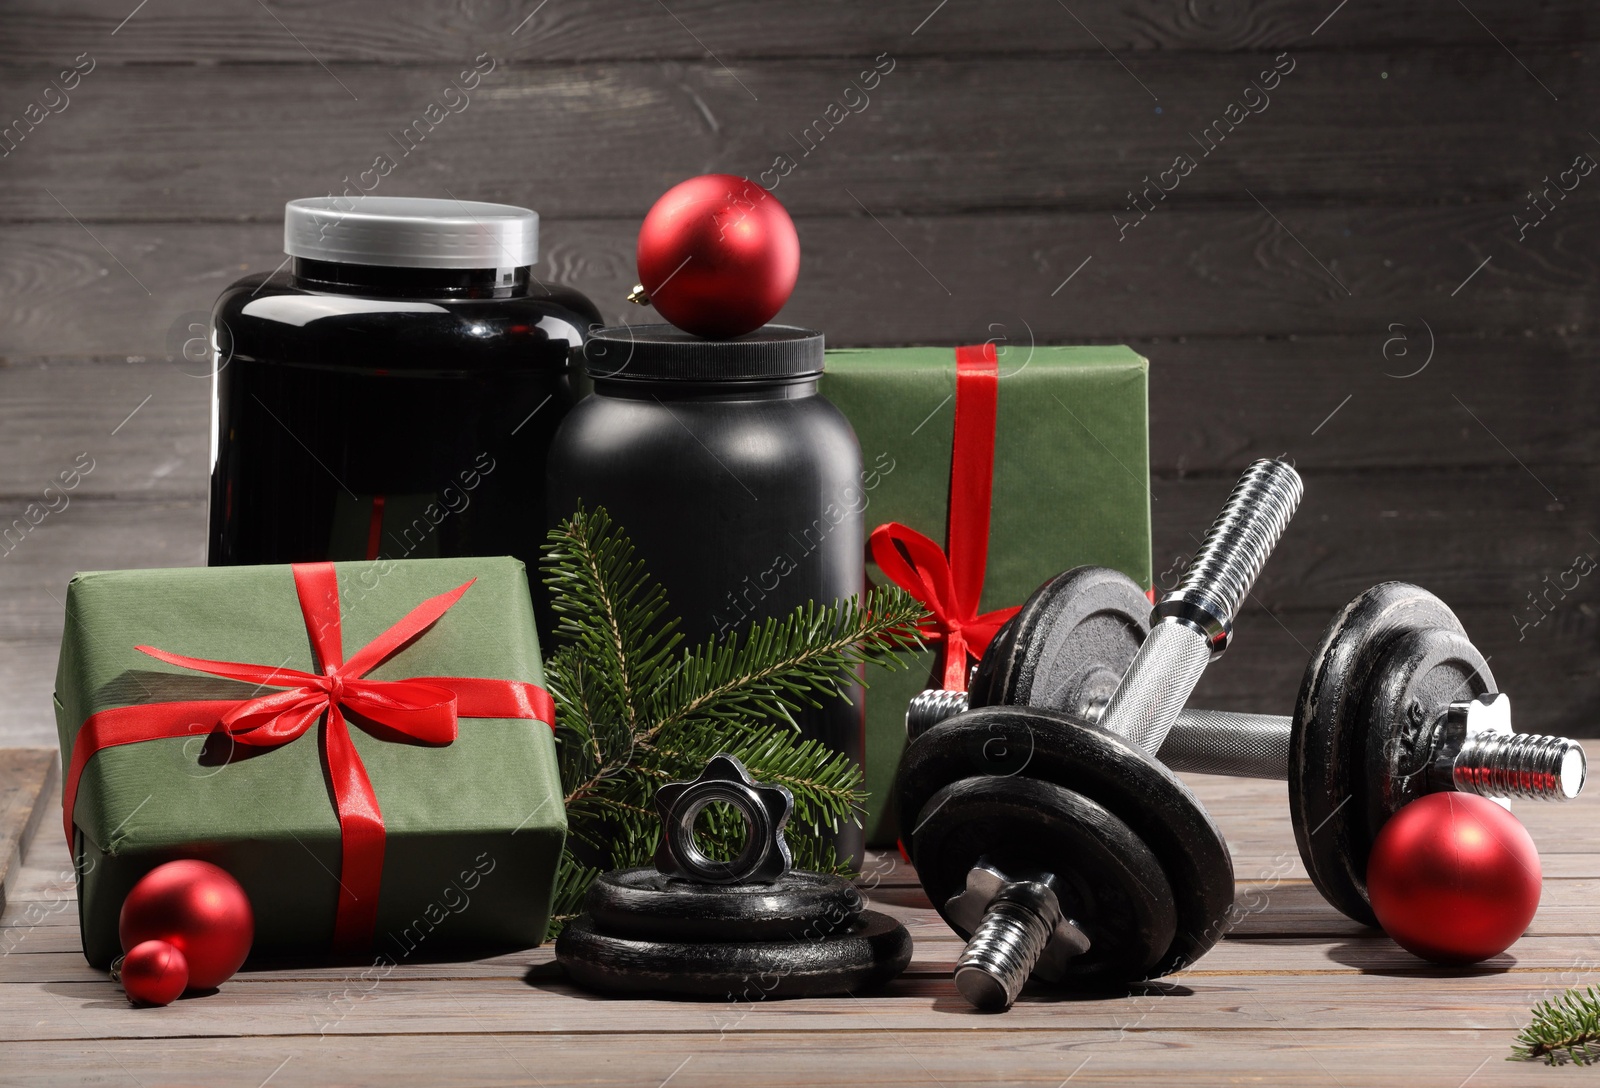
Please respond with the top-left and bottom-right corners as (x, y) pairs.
(909, 569), (1587, 926)
(898, 459), (1301, 1009)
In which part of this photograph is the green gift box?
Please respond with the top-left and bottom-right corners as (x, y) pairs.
(820, 346), (1152, 845)
(53, 556), (565, 968)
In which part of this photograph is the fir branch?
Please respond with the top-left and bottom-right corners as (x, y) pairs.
(649, 589), (926, 738)
(543, 506), (681, 739)
(1512, 985), (1600, 1065)
(540, 505), (929, 942)
(546, 853), (604, 938)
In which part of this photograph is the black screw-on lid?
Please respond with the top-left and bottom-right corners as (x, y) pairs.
(582, 324), (824, 382)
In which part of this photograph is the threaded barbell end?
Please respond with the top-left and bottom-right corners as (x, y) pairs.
(954, 900), (1053, 1011)
(907, 688), (969, 740)
(1103, 458), (1302, 755)
(1171, 458), (1303, 628)
(1454, 732), (1587, 801)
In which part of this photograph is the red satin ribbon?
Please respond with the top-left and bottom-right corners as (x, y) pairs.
(61, 563), (555, 953)
(869, 343), (1021, 690)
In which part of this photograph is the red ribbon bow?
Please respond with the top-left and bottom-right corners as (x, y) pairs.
(869, 343), (1021, 691)
(62, 563), (555, 953)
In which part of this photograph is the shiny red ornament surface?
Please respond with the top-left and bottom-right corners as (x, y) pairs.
(119, 860), (254, 989)
(1367, 792), (1541, 965)
(117, 939), (189, 1006)
(636, 173), (800, 339)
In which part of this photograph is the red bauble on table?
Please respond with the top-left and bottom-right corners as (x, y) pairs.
(635, 173), (800, 339)
(1366, 792), (1542, 965)
(119, 860), (254, 990)
(115, 939), (189, 1006)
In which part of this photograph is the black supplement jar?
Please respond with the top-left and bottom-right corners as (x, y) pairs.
(209, 196), (600, 637)
(547, 324), (867, 864)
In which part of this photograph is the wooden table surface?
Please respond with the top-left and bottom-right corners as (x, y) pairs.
(1, 747), (1595, 1087)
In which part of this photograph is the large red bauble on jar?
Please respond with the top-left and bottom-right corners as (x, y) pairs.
(1366, 792), (1541, 965)
(635, 173), (800, 339)
(119, 860), (254, 990)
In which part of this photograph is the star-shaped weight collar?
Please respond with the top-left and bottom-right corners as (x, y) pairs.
(654, 753), (794, 885)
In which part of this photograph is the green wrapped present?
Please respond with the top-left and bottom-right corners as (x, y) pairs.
(54, 557), (564, 968)
(820, 344), (1152, 844)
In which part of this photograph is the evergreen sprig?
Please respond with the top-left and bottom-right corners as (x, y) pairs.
(1512, 985), (1600, 1065)
(541, 505), (927, 938)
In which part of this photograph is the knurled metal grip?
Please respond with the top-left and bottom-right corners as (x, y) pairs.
(1095, 623), (1212, 758)
(654, 754), (794, 885)
(1154, 708), (1292, 780)
(1098, 458), (1303, 756)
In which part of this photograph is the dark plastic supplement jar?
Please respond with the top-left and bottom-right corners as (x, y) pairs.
(209, 196), (600, 635)
(547, 324), (866, 863)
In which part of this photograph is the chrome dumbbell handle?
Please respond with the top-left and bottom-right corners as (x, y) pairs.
(1097, 459), (1303, 756)
(907, 690), (1287, 774)
(923, 458), (1299, 1011)
(1150, 707), (1290, 780)
(1151, 699), (1583, 800)
(908, 690), (1586, 802)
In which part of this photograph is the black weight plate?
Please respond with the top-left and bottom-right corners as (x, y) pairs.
(968, 603), (1026, 707)
(969, 566), (1150, 721)
(1361, 626), (1495, 862)
(555, 909), (912, 999)
(896, 706), (1234, 977)
(585, 868), (864, 942)
(911, 775), (1175, 986)
(1288, 582), (1469, 926)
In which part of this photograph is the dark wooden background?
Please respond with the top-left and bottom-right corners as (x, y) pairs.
(0, 1), (1595, 746)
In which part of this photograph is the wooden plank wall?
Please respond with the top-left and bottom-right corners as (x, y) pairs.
(0, 2), (1596, 746)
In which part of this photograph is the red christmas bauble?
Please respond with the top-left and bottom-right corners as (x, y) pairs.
(119, 860), (254, 989)
(1367, 793), (1541, 965)
(635, 173), (800, 339)
(117, 939), (189, 1006)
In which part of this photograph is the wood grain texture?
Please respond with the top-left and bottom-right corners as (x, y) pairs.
(3, 774), (1593, 1082)
(2, 0), (1595, 62)
(0, 750), (55, 920)
(0, 3), (1593, 1078)
(0, 644), (67, 750)
(3, 200), (1597, 360)
(0, 1032), (1576, 1088)
(0, 51), (1589, 221)
(0, 968), (1589, 1038)
(0, 477), (1593, 743)
(13, 928), (1600, 981)
(1187, 602), (1600, 741)
(0, 468), (1570, 624)
(3, 340), (1593, 501)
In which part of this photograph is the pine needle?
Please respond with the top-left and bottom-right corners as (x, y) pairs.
(1511, 985), (1600, 1064)
(540, 505), (929, 940)
(546, 852), (604, 935)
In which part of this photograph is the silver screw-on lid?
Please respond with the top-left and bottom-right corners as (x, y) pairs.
(283, 196), (539, 270)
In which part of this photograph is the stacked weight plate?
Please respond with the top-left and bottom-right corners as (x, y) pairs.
(556, 868), (912, 999)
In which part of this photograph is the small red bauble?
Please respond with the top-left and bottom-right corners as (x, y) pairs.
(635, 173), (800, 339)
(119, 860), (254, 990)
(1367, 792), (1542, 965)
(117, 939), (189, 1006)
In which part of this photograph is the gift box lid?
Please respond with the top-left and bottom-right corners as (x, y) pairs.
(821, 344), (1152, 597)
(54, 557), (563, 856)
